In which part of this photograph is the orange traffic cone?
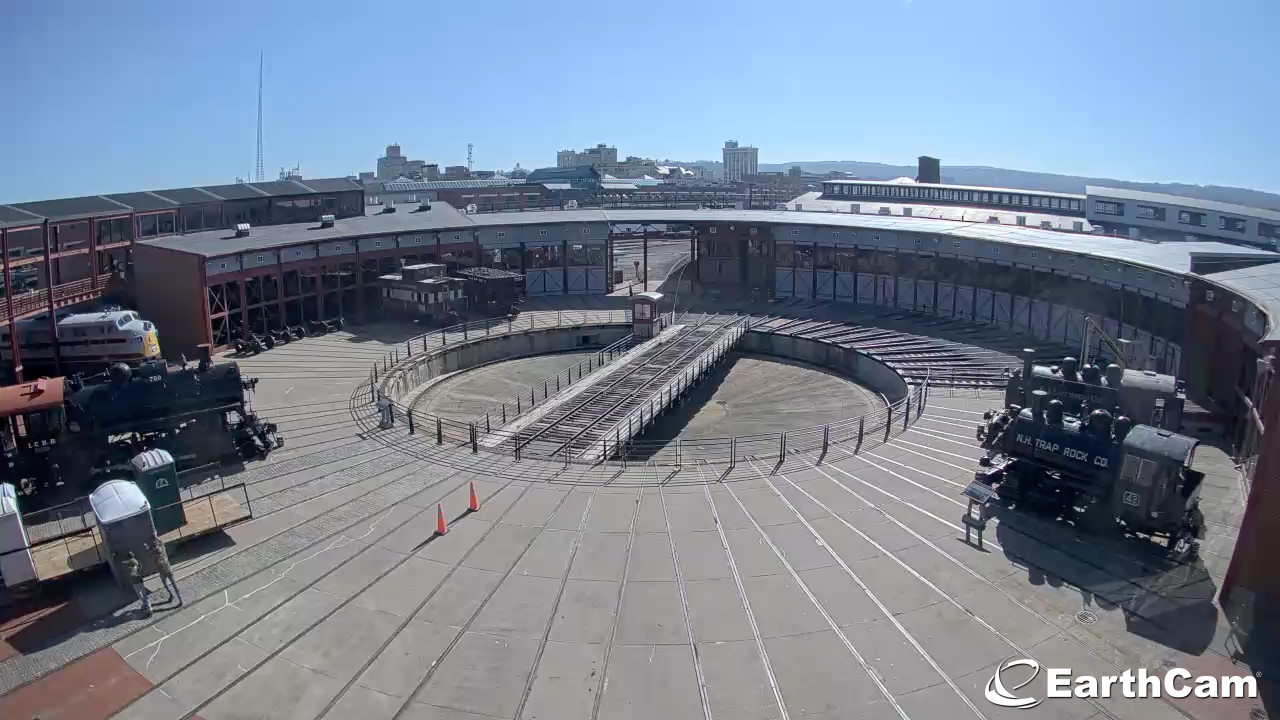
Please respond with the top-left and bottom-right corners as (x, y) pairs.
(468, 482), (479, 512)
(435, 503), (447, 535)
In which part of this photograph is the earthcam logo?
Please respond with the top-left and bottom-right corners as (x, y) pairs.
(985, 656), (1259, 708)
(985, 657), (1044, 709)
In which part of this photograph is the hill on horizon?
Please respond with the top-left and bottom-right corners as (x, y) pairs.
(754, 160), (1280, 211)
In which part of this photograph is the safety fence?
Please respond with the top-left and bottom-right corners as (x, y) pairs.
(372, 309), (633, 401)
(359, 310), (932, 467)
(6, 478), (252, 583)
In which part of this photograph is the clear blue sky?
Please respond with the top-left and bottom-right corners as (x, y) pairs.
(2, 0), (1277, 203)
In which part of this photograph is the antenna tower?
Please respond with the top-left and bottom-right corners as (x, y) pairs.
(254, 53), (265, 182)
(467, 143), (473, 171)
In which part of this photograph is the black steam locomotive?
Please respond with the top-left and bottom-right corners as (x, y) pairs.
(1005, 355), (1186, 432)
(974, 351), (1204, 559)
(0, 352), (282, 504)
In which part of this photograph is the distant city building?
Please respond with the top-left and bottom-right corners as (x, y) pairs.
(917, 156), (941, 184)
(557, 144), (618, 170)
(444, 165), (471, 179)
(722, 141), (759, 183)
(788, 166), (803, 180)
(376, 144), (433, 181)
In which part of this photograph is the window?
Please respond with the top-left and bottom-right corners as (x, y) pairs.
(709, 226), (717, 234)
(1232, 300), (1241, 312)
(953, 241), (961, 248)
(219, 262), (227, 270)
(497, 232), (505, 238)
(1094, 201), (1124, 216)
(1218, 216), (1246, 233)
(1135, 205), (1165, 221)
(334, 244), (342, 251)
(539, 229), (548, 236)
(582, 228), (591, 234)
(914, 237), (921, 245)
(1178, 210), (1207, 227)
(256, 255), (263, 263)
(296, 250), (304, 257)
(415, 236), (423, 244)
(872, 235), (879, 242)
(138, 214), (159, 238)
(1260, 223), (1280, 240)
(831, 231), (840, 238)
(1030, 251), (1038, 259)
(374, 240), (382, 248)
(992, 246), (1000, 254)
(1206, 290), (1215, 301)
(791, 230), (799, 236)
(1170, 280), (1177, 289)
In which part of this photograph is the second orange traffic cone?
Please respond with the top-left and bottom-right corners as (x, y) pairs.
(435, 503), (447, 535)
(468, 482), (479, 512)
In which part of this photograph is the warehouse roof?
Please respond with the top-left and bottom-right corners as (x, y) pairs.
(142, 202), (476, 255)
(139, 206), (1279, 276)
(1200, 262), (1280, 343)
(0, 177), (364, 226)
(1087, 185), (1280, 222)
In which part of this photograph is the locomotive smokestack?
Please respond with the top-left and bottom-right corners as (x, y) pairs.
(197, 343), (212, 371)
(1021, 348), (1037, 407)
(1030, 389), (1048, 421)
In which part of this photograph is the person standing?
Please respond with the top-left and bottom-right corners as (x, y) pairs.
(121, 551), (151, 617)
(148, 536), (182, 605)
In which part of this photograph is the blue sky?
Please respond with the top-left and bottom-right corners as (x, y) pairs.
(1, 0), (1277, 202)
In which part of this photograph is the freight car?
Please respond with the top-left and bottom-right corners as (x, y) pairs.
(975, 351), (1204, 559)
(0, 348), (281, 506)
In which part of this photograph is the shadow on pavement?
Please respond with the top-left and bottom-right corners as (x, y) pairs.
(992, 504), (1219, 657)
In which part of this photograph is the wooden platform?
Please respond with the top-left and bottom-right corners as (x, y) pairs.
(28, 492), (250, 582)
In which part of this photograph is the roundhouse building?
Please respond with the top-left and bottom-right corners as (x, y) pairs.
(0, 176), (364, 379)
(69, 196), (1280, 650)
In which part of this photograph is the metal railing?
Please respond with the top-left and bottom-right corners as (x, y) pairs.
(372, 309), (633, 401)
(471, 334), (637, 434)
(7, 478), (253, 582)
(359, 309), (932, 468)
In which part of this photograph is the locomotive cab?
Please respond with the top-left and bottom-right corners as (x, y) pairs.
(0, 378), (69, 493)
(1112, 424), (1203, 538)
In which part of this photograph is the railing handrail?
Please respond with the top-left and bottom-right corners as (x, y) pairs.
(471, 333), (637, 429)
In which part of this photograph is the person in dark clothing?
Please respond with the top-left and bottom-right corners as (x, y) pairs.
(148, 535), (182, 605)
(121, 551), (151, 617)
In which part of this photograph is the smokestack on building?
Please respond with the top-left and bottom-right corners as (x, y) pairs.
(917, 156), (941, 184)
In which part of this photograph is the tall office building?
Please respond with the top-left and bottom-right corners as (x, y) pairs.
(722, 141), (759, 183)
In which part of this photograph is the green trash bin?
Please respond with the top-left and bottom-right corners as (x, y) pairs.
(129, 449), (186, 535)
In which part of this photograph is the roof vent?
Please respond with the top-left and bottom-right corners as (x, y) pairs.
(382, 202), (397, 214)
(320, 214), (336, 228)
(418, 198), (431, 212)
(235, 223), (251, 238)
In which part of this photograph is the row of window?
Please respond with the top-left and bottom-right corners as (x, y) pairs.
(822, 183), (1083, 212)
(1093, 199), (1260, 234)
(770, 261), (1188, 341)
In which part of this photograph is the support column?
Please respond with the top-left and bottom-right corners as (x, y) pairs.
(42, 221), (60, 375)
(1, 228), (21, 382)
(642, 231), (649, 291)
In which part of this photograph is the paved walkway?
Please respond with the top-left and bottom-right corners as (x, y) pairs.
(0, 315), (1270, 720)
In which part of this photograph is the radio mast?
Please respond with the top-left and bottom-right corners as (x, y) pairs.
(254, 53), (265, 182)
